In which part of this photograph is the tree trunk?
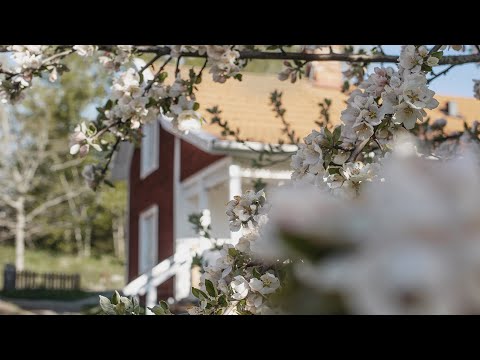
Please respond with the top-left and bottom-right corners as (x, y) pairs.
(112, 217), (125, 260)
(74, 225), (83, 257)
(112, 217), (119, 258)
(117, 218), (125, 260)
(84, 225), (92, 257)
(15, 197), (26, 271)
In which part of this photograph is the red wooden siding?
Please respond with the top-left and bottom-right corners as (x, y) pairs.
(180, 139), (224, 181)
(128, 124), (174, 299)
(128, 124), (225, 301)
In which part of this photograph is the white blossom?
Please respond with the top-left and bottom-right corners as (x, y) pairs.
(226, 189), (270, 231)
(231, 275), (250, 300)
(73, 45), (97, 57)
(249, 273), (280, 295)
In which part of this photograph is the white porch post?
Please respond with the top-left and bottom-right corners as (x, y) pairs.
(229, 164), (242, 243)
(146, 270), (156, 314)
(173, 136), (192, 301)
(198, 177), (209, 212)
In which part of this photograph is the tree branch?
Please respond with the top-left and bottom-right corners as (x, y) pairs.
(0, 193), (19, 209)
(139, 53), (163, 74)
(96, 45), (480, 65)
(26, 190), (86, 222)
(50, 158), (85, 172)
(428, 65), (456, 84)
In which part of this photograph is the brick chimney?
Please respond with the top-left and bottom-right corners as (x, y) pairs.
(305, 46), (344, 89)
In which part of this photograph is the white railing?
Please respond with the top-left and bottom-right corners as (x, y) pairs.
(122, 236), (233, 315)
(123, 249), (191, 314)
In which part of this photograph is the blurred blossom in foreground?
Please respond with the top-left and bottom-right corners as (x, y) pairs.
(255, 138), (480, 314)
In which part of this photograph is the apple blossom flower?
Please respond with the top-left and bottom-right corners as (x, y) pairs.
(249, 273), (280, 295)
(73, 45), (98, 57)
(231, 275), (250, 300)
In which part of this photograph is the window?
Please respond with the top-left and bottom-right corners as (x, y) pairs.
(138, 205), (158, 274)
(140, 119), (159, 179)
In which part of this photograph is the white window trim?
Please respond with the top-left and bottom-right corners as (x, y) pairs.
(138, 204), (159, 274)
(140, 119), (160, 179)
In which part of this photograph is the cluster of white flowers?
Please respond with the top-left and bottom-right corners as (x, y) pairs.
(69, 121), (102, 157)
(167, 45), (207, 58)
(180, 186), (285, 315)
(166, 45), (244, 84)
(190, 242), (280, 315)
(8, 45), (45, 71)
(258, 135), (480, 314)
(290, 45), (441, 200)
(206, 46), (243, 83)
(97, 45), (133, 72)
(226, 189), (271, 231)
(73, 45), (98, 57)
(290, 129), (326, 184)
(106, 67), (157, 129)
(3, 45), (47, 91)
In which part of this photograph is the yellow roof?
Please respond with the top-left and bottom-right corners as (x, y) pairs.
(166, 65), (480, 143)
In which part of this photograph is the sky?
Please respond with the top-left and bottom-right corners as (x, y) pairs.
(366, 45), (479, 98)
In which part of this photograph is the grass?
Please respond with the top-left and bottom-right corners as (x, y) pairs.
(0, 289), (94, 301)
(0, 245), (125, 292)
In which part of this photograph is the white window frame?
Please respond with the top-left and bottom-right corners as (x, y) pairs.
(140, 119), (159, 179)
(138, 205), (159, 274)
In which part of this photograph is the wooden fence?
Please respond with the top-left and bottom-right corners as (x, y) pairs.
(2, 264), (81, 291)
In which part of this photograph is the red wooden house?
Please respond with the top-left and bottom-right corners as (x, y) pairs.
(112, 60), (480, 310)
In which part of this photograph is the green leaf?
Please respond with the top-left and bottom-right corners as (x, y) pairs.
(132, 296), (140, 314)
(104, 179), (115, 188)
(195, 75), (202, 84)
(228, 248), (238, 258)
(111, 290), (121, 305)
(91, 143), (102, 152)
(192, 287), (209, 300)
(105, 99), (113, 110)
(431, 51), (443, 59)
(218, 295), (228, 307)
(252, 268), (262, 279)
(148, 305), (166, 315)
(116, 301), (126, 315)
(158, 72), (168, 82)
(160, 300), (169, 311)
(234, 73), (243, 81)
(205, 279), (217, 298)
(324, 127), (332, 140)
(333, 126), (341, 143)
(193, 102), (200, 111)
(99, 295), (116, 315)
(328, 166), (340, 175)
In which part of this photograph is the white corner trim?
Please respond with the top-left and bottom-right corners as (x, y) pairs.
(138, 204), (159, 275)
(140, 119), (160, 180)
(125, 142), (134, 283)
(181, 157), (232, 190)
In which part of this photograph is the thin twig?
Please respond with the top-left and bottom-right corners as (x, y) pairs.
(139, 53), (163, 74)
(175, 56), (182, 76)
(144, 56), (172, 93)
(101, 137), (122, 177)
(427, 65), (456, 84)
